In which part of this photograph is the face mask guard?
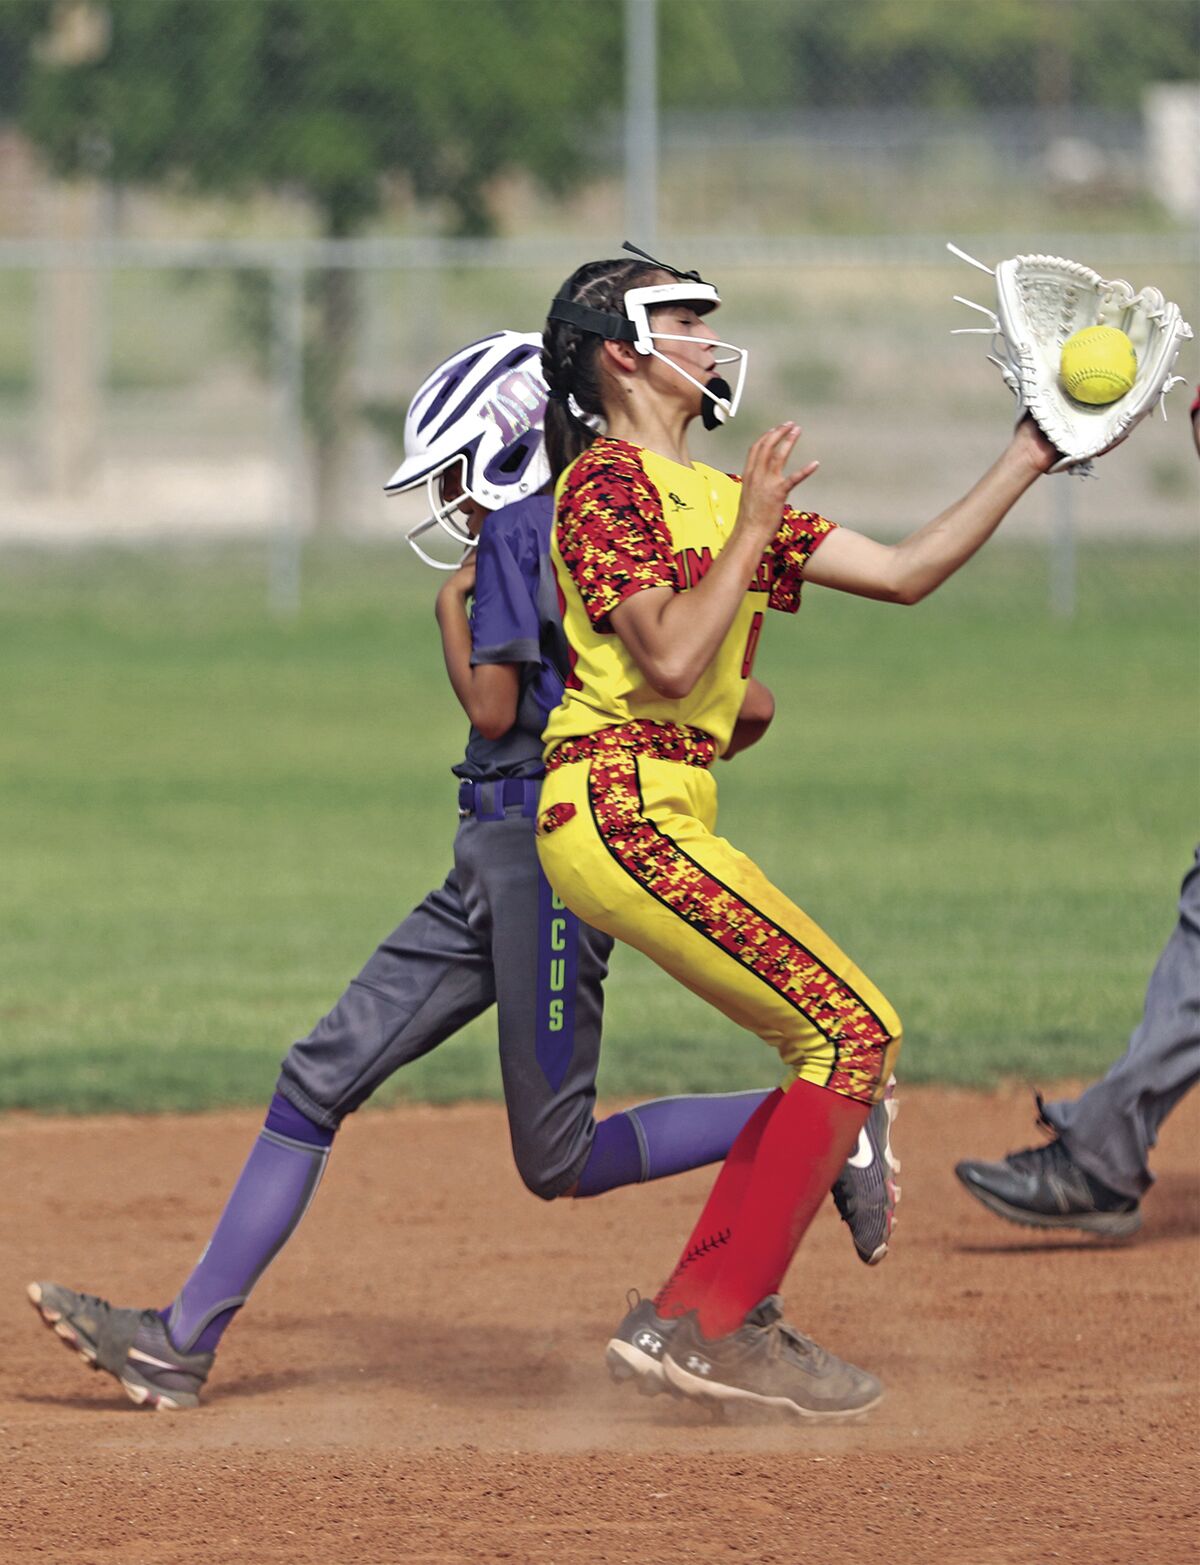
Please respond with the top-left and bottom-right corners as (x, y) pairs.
(403, 453), (479, 570)
(622, 281), (749, 428)
(547, 243), (749, 432)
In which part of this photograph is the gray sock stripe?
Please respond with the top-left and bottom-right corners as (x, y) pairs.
(624, 1108), (651, 1182)
(623, 1088), (770, 1112)
(170, 1295), (249, 1354)
(259, 1128), (332, 1158)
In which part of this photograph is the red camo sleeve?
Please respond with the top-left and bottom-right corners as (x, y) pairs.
(766, 506), (837, 614)
(725, 472), (836, 615)
(555, 442), (678, 630)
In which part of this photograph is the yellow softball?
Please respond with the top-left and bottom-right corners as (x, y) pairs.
(1059, 325), (1137, 406)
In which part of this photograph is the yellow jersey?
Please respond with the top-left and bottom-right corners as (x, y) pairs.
(544, 436), (835, 757)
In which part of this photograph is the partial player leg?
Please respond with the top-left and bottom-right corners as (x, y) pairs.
(537, 751), (901, 1414)
(574, 1088), (775, 1197)
(467, 805), (773, 1201)
(956, 848), (1199, 1232)
(680, 1077), (869, 1339)
(653, 1089), (783, 1317)
(1040, 847), (1200, 1200)
(160, 869), (500, 1361)
(278, 866), (498, 1126)
(604, 1087), (781, 1392)
(159, 1094), (333, 1357)
(29, 869), (498, 1406)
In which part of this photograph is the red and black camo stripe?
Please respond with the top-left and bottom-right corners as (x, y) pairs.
(545, 719), (716, 773)
(769, 504), (838, 612)
(585, 745), (892, 1102)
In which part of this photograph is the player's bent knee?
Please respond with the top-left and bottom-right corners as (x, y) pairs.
(514, 1158), (575, 1203)
(833, 1014), (902, 1105)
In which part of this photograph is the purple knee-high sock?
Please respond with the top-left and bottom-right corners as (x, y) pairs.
(574, 1089), (771, 1198)
(161, 1093), (334, 1354)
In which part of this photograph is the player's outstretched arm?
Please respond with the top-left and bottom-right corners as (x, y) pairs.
(435, 556), (520, 740)
(804, 417), (1057, 606)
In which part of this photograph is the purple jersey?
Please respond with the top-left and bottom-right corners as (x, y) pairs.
(452, 495), (567, 782)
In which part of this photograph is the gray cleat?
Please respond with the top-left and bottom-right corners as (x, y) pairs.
(662, 1295), (882, 1420)
(605, 1291), (678, 1396)
(832, 1073), (900, 1264)
(27, 1281), (213, 1410)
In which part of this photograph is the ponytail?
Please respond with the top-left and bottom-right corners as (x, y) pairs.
(541, 257), (661, 483)
(543, 390), (594, 486)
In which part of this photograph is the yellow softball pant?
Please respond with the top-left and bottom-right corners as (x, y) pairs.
(536, 750), (901, 1104)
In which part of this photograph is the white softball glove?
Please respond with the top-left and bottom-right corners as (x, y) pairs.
(949, 244), (1193, 474)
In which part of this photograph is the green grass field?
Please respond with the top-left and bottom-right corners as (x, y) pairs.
(1, 538), (1195, 1113)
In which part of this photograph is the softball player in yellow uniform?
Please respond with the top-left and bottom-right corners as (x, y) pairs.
(536, 246), (1061, 1418)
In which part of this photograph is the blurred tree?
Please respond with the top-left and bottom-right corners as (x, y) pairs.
(0, 2), (48, 120)
(692, 0), (1199, 113)
(14, 0), (626, 231)
(5, 0), (635, 524)
(6, 0), (1194, 520)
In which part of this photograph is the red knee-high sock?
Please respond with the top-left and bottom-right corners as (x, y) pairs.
(694, 1079), (869, 1340)
(654, 1088), (784, 1318)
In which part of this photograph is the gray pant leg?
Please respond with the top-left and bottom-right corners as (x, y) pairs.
(455, 807), (613, 1200)
(277, 866), (496, 1128)
(1043, 846), (1200, 1200)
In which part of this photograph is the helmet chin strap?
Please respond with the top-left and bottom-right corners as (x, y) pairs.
(701, 376), (733, 431)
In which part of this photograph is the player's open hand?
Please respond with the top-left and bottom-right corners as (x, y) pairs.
(737, 423), (820, 545)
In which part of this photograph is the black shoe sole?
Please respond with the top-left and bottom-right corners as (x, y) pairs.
(956, 1177), (1142, 1237)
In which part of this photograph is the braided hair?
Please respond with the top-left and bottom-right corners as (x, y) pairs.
(541, 258), (662, 482)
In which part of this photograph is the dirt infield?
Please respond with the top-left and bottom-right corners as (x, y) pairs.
(3, 1085), (1197, 1565)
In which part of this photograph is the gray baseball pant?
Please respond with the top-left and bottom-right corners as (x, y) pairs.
(1042, 845), (1200, 1200)
(277, 780), (613, 1199)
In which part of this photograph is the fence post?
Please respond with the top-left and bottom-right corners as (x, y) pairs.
(1049, 475), (1076, 619)
(624, 0), (658, 246)
(270, 259), (306, 620)
(35, 180), (104, 496)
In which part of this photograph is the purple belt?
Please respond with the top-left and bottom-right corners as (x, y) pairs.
(457, 777), (542, 821)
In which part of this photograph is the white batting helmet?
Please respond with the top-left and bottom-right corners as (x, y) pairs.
(385, 331), (549, 567)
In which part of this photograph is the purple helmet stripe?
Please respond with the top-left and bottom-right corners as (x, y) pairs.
(410, 333), (506, 436)
(415, 348), (489, 437)
(429, 343), (541, 445)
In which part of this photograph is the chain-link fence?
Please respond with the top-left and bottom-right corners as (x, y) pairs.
(0, 1), (1196, 593)
(1, 243), (1195, 530)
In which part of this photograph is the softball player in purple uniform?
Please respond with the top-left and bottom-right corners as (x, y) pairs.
(27, 332), (894, 1411)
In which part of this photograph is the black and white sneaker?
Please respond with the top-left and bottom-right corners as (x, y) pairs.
(605, 1291), (678, 1396)
(832, 1074), (900, 1264)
